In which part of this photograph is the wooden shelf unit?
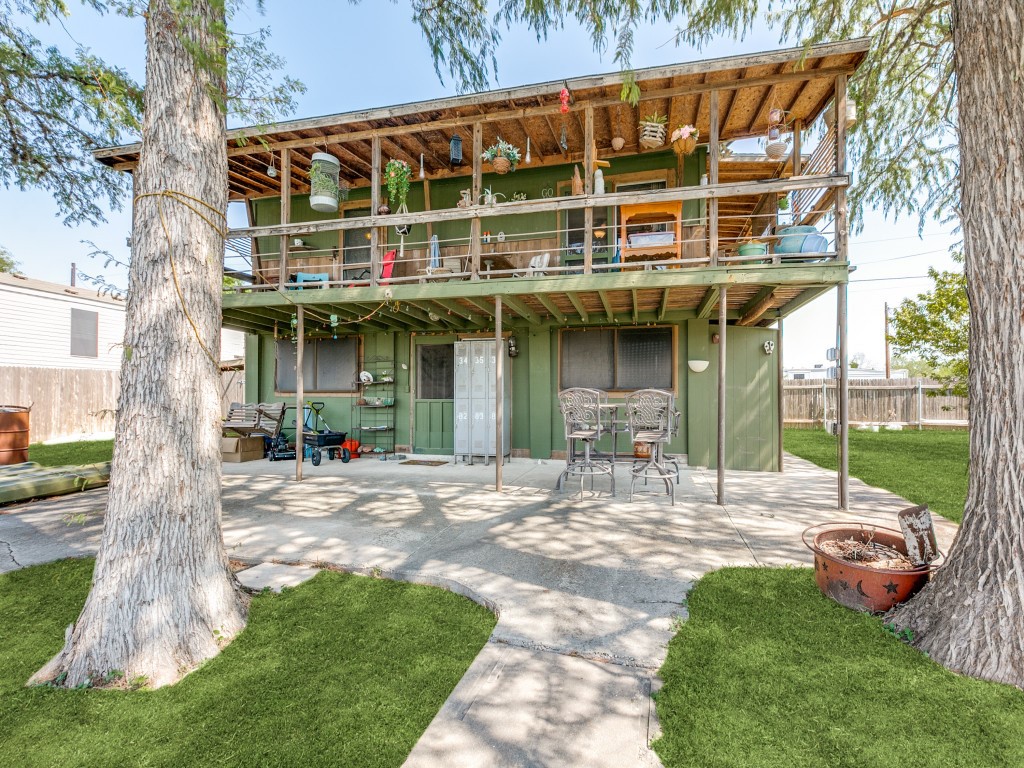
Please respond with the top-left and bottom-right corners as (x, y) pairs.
(619, 201), (683, 263)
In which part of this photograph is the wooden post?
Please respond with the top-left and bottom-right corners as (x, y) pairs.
(471, 122), (483, 280)
(278, 149), (291, 287)
(777, 318), (785, 472)
(295, 304), (304, 483)
(584, 105), (594, 275)
(791, 119), (803, 176)
(917, 379), (924, 430)
(495, 295), (503, 493)
(708, 90), (720, 267)
(717, 285), (727, 505)
(370, 137), (382, 286)
(835, 74), (850, 510)
(884, 302), (891, 378)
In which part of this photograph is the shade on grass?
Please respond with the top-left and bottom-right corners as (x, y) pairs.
(27, 440), (114, 467)
(0, 558), (496, 768)
(784, 428), (968, 523)
(654, 568), (1024, 768)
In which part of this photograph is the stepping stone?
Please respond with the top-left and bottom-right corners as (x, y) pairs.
(236, 562), (319, 592)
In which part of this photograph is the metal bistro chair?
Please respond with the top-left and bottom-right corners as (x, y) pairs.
(625, 389), (676, 504)
(556, 388), (616, 499)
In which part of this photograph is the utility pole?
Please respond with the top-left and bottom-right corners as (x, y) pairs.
(884, 302), (891, 379)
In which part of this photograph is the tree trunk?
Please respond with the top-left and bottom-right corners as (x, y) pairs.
(29, 0), (247, 689)
(888, 1), (1024, 689)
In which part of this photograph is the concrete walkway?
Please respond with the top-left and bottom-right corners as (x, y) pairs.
(0, 455), (958, 767)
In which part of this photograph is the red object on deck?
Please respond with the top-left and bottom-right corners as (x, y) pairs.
(381, 249), (397, 284)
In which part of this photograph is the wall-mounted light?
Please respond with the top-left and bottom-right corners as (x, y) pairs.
(764, 340), (776, 355)
(508, 335), (519, 357)
(712, 332), (721, 344)
(450, 134), (463, 166)
(688, 359), (709, 373)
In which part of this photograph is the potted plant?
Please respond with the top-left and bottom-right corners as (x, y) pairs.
(385, 158), (412, 234)
(309, 153), (341, 213)
(638, 112), (668, 149)
(479, 187), (505, 206)
(481, 138), (521, 174)
(670, 124), (699, 156)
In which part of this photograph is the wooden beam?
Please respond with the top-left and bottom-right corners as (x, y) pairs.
(775, 284), (832, 316)
(536, 293), (567, 323)
(370, 136), (381, 287)
(462, 295), (499, 318)
(471, 122), (483, 279)
(278, 148), (291, 287)
(295, 304), (304, 483)
(658, 288), (671, 321)
(631, 288), (639, 325)
(502, 295), (542, 325)
(598, 290), (615, 322)
(431, 299), (477, 323)
(716, 287), (727, 504)
(697, 286), (720, 319)
(708, 90), (720, 267)
(566, 292), (589, 322)
(737, 286), (777, 326)
(584, 105), (594, 275)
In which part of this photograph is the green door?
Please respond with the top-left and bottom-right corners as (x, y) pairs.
(413, 342), (455, 454)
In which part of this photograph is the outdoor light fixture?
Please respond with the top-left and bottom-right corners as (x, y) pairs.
(419, 153), (425, 179)
(711, 332), (721, 344)
(508, 335), (519, 357)
(688, 360), (710, 373)
(450, 134), (463, 165)
(593, 228), (606, 240)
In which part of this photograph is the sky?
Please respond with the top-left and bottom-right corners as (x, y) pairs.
(1, 2), (960, 369)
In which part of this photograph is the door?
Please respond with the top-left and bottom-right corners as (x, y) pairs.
(413, 342), (455, 454)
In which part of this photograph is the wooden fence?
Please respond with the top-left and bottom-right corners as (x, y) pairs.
(784, 378), (968, 429)
(0, 366), (245, 443)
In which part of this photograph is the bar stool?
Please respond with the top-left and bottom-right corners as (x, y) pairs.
(625, 388), (676, 504)
(556, 388), (616, 499)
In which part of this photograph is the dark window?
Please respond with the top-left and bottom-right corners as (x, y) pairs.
(560, 327), (673, 391)
(70, 308), (98, 358)
(417, 344), (455, 399)
(275, 336), (358, 392)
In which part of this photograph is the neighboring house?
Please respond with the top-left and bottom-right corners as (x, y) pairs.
(0, 272), (245, 441)
(94, 38), (868, 491)
(786, 366), (909, 380)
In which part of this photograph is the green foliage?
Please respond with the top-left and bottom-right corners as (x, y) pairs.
(385, 158), (412, 209)
(308, 158), (338, 199)
(654, 567), (1024, 768)
(640, 111), (668, 126)
(890, 257), (968, 397)
(0, 558), (496, 767)
(480, 137), (522, 170)
(28, 439), (114, 466)
(784, 428), (968, 523)
(0, 244), (17, 273)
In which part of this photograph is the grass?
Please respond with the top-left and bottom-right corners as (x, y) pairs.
(0, 558), (496, 768)
(654, 567), (1024, 768)
(784, 428), (969, 523)
(27, 440), (114, 467)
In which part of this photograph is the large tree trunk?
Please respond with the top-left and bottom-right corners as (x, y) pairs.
(29, 0), (246, 689)
(888, 1), (1024, 689)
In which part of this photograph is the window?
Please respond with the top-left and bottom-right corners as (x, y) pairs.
(275, 336), (358, 392)
(70, 308), (98, 358)
(560, 327), (673, 391)
(417, 344), (454, 399)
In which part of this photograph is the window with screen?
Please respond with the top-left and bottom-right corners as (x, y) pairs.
(275, 336), (358, 392)
(417, 344), (455, 399)
(70, 308), (99, 358)
(560, 327), (673, 391)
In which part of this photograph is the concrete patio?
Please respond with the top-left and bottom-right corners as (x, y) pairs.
(0, 455), (958, 767)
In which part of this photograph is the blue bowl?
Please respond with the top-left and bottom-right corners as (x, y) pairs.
(776, 226), (822, 255)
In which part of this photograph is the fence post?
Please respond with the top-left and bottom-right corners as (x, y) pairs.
(917, 379), (924, 430)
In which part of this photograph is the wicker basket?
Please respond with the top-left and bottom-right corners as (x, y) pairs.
(492, 155), (512, 174)
(765, 140), (788, 160)
(672, 136), (697, 156)
(638, 122), (667, 149)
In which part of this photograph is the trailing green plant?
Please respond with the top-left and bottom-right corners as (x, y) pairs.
(639, 111), (668, 126)
(384, 158), (412, 210)
(480, 137), (522, 171)
(309, 160), (338, 199)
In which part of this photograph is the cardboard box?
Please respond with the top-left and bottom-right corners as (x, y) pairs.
(221, 437), (265, 463)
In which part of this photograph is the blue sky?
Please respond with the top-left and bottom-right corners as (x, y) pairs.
(1, 2), (958, 368)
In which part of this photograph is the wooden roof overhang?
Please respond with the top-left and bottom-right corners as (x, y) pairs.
(221, 263), (849, 336)
(94, 38), (869, 201)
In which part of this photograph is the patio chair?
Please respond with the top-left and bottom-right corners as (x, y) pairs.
(513, 252), (551, 277)
(222, 402), (287, 440)
(556, 388), (615, 499)
(625, 389), (676, 504)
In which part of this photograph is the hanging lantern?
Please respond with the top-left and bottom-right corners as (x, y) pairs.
(450, 134), (463, 165)
(768, 126), (781, 142)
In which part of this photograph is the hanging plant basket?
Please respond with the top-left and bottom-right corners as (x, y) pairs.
(639, 121), (667, 149)
(394, 202), (411, 236)
(672, 136), (697, 156)
(491, 155), (512, 174)
(309, 152), (341, 213)
(765, 140), (789, 160)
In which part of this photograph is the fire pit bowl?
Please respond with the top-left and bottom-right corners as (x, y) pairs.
(802, 522), (938, 613)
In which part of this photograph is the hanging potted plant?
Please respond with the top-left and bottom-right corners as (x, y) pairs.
(309, 153), (341, 213)
(765, 126), (791, 160)
(385, 158), (412, 234)
(638, 112), (668, 149)
(670, 124), (699, 156)
(481, 138), (521, 174)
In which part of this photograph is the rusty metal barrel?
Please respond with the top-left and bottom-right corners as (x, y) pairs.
(0, 406), (30, 465)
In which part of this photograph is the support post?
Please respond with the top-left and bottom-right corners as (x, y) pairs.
(717, 285), (727, 505)
(777, 318), (785, 472)
(835, 74), (850, 510)
(495, 295), (503, 492)
(917, 379), (924, 430)
(708, 90), (720, 267)
(884, 302), (891, 378)
(471, 122), (483, 280)
(584, 105), (594, 275)
(278, 148), (291, 287)
(370, 137), (381, 286)
(295, 304), (304, 483)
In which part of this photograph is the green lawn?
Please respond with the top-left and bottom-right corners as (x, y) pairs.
(0, 558), (496, 768)
(654, 567), (1024, 768)
(784, 428), (969, 523)
(27, 440), (114, 467)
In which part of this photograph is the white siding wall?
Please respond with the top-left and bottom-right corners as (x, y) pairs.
(0, 283), (126, 370)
